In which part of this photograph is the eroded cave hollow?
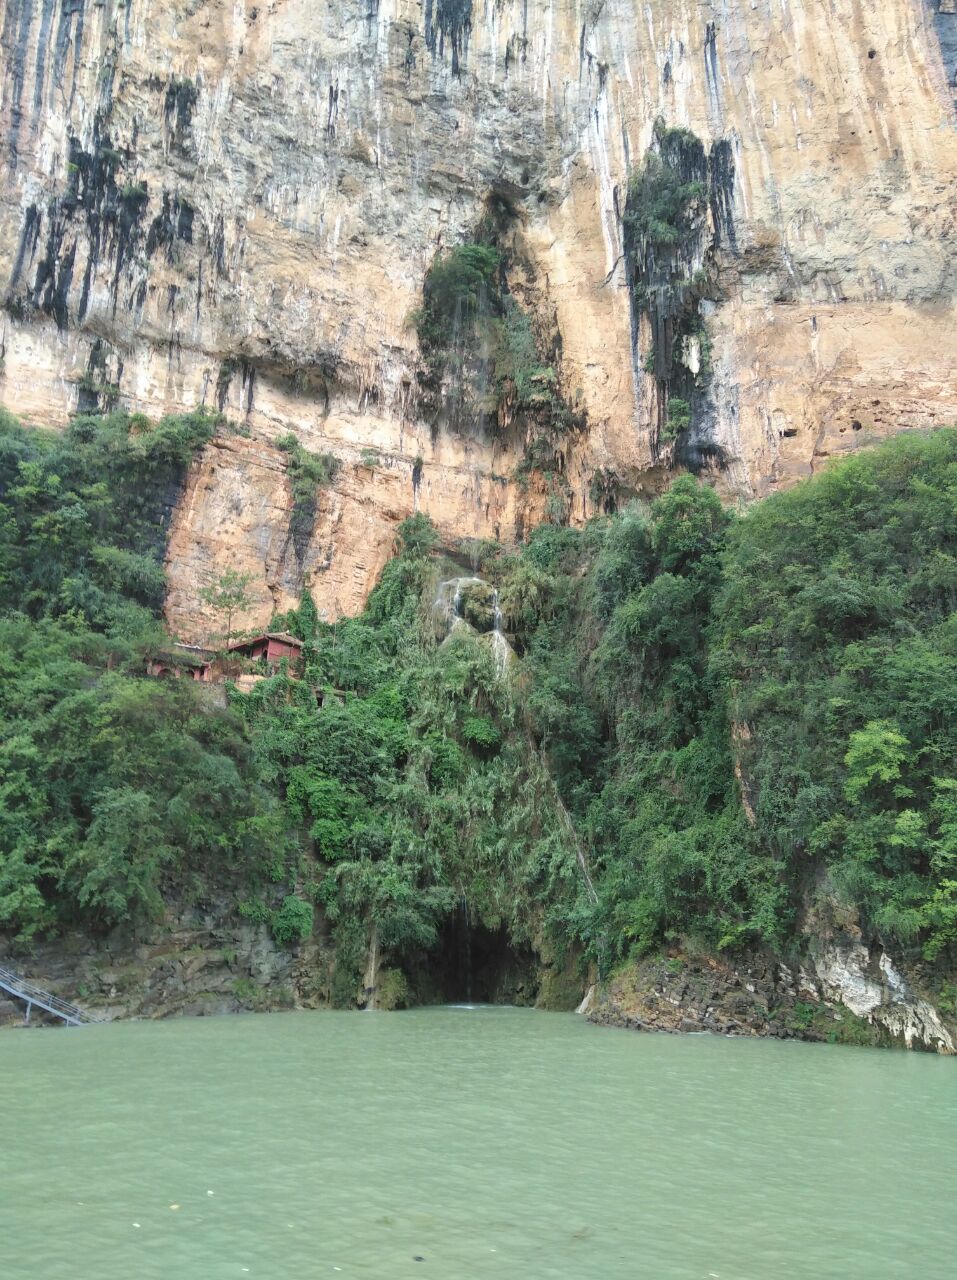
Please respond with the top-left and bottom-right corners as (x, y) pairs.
(414, 909), (540, 1005)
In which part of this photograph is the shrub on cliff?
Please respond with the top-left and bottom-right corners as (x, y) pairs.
(623, 128), (707, 258)
(0, 408), (218, 626)
(271, 895), (314, 945)
(413, 239), (578, 475)
(414, 243), (501, 351)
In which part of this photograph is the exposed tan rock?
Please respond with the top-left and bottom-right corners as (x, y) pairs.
(1, 0), (956, 631)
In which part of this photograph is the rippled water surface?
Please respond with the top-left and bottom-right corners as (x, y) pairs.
(2, 1007), (955, 1279)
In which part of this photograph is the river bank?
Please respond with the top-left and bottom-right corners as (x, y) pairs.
(4, 917), (955, 1054)
(0, 914), (327, 1027)
(586, 939), (956, 1054)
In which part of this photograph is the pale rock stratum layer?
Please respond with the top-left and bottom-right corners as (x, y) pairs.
(1, 0), (956, 636)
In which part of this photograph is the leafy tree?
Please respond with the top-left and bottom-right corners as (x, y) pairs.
(844, 721), (911, 806)
(0, 412), (285, 940)
(200, 569), (253, 645)
(271, 895), (314, 945)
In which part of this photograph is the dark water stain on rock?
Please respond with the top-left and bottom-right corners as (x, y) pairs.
(146, 193), (195, 264)
(622, 123), (737, 462)
(425, 0), (472, 76)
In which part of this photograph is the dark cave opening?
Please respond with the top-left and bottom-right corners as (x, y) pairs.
(412, 909), (540, 1005)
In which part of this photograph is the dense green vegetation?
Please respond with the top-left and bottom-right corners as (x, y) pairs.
(0, 410), (288, 938)
(501, 474), (764, 960)
(1, 408), (954, 1000)
(238, 515), (579, 1001)
(500, 430), (957, 969)
(0, 414), (576, 999)
(716, 435), (957, 957)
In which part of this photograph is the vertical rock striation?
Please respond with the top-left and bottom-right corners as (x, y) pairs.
(0, 0), (955, 633)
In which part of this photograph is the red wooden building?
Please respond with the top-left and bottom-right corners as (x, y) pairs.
(227, 631), (304, 668)
(147, 634), (305, 687)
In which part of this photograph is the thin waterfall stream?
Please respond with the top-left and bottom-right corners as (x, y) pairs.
(433, 575), (513, 677)
(432, 572), (600, 932)
(489, 589), (510, 677)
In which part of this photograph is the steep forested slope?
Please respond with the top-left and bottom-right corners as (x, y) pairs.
(504, 432), (957, 975)
(1, 413), (955, 1036)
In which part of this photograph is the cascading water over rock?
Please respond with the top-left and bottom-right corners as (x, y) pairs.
(489, 592), (510, 678)
(433, 575), (513, 676)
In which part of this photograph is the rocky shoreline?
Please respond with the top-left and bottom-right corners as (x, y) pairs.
(584, 942), (956, 1054)
(4, 924), (955, 1056)
(0, 915), (330, 1028)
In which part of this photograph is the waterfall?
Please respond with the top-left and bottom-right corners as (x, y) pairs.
(432, 576), (483, 635)
(363, 925), (380, 1010)
(489, 588), (510, 678)
(433, 576), (513, 678)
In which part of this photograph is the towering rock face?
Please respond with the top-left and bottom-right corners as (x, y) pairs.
(1, 0), (956, 638)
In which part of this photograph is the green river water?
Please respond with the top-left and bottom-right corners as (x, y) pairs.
(2, 1006), (955, 1279)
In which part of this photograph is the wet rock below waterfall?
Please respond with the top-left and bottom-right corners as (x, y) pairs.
(432, 576), (515, 675)
(433, 576), (497, 639)
(459, 581), (498, 632)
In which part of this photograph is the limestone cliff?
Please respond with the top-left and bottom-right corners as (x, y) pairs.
(2, 0), (956, 638)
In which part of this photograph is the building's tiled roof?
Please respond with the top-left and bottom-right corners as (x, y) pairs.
(226, 631), (304, 652)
